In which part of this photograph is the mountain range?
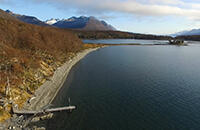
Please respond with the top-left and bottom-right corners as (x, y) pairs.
(0, 9), (171, 40)
(5, 10), (115, 31)
(5, 10), (49, 26)
(0, 8), (90, 122)
(6, 9), (200, 36)
(172, 29), (200, 36)
(47, 16), (116, 30)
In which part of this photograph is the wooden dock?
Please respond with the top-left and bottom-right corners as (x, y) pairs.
(13, 106), (76, 115)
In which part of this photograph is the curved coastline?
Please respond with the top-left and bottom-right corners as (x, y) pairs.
(23, 47), (104, 111)
(0, 47), (105, 129)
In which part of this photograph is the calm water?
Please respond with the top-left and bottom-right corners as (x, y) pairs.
(44, 44), (200, 130)
(83, 39), (169, 44)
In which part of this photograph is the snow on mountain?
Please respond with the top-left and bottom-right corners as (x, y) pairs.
(45, 18), (60, 25)
(4, 10), (116, 31)
(51, 16), (116, 31)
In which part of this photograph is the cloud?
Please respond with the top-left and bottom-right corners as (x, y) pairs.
(26, 0), (200, 21)
(98, 15), (117, 20)
(150, 0), (183, 5)
(0, 0), (6, 3)
(0, 0), (14, 5)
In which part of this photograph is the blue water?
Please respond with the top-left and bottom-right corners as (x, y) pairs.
(83, 39), (169, 44)
(44, 44), (200, 130)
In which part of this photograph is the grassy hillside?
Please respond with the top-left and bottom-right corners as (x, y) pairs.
(0, 13), (99, 122)
(0, 9), (18, 21)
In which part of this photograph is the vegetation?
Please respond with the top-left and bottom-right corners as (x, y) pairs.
(73, 30), (173, 40)
(0, 15), (102, 122)
(169, 39), (185, 45)
(0, 8), (174, 122)
(176, 35), (200, 41)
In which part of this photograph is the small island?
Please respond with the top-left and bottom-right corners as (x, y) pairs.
(169, 39), (187, 45)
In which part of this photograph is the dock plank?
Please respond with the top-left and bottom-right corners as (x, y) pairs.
(13, 106), (76, 115)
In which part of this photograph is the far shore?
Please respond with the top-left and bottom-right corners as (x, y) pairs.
(85, 43), (188, 46)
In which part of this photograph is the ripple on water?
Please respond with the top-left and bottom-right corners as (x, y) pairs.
(45, 45), (200, 130)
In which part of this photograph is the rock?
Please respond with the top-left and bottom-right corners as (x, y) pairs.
(40, 113), (53, 120)
(12, 114), (17, 119)
(31, 126), (45, 130)
(31, 117), (40, 122)
(11, 58), (18, 63)
(36, 127), (46, 130)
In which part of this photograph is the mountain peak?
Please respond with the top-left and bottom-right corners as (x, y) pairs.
(2, 10), (116, 31)
(0, 9), (18, 21)
(4, 10), (49, 26)
(5, 10), (12, 13)
(51, 16), (116, 31)
(80, 16), (86, 18)
(89, 16), (96, 19)
(5, 9), (21, 16)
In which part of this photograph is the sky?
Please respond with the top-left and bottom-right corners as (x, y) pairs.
(1, 0), (200, 35)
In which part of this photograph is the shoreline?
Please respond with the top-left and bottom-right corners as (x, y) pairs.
(0, 47), (104, 129)
(23, 47), (104, 111)
(24, 43), (186, 110)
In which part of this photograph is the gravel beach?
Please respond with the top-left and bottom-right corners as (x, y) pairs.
(23, 47), (102, 111)
(0, 47), (103, 129)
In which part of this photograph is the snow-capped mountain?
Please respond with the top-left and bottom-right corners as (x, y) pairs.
(4, 10), (116, 31)
(45, 18), (60, 25)
(48, 16), (116, 31)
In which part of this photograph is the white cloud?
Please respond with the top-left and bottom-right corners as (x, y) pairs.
(27, 0), (200, 21)
(151, 0), (183, 5)
(0, 0), (14, 5)
(137, 0), (183, 5)
(0, 0), (6, 3)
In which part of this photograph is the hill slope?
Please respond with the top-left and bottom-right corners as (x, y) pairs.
(0, 10), (84, 121)
(5, 10), (49, 26)
(4, 10), (116, 31)
(0, 9), (18, 21)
